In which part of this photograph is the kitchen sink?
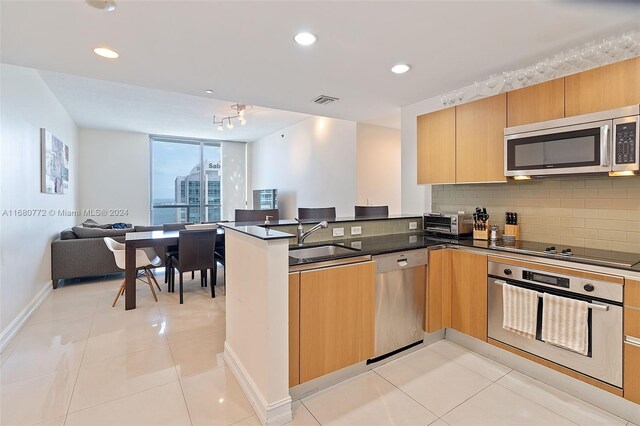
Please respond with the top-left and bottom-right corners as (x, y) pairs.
(289, 244), (359, 260)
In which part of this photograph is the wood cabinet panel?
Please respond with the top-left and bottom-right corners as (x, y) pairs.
(625, 308), (640, 339)
(299, 262), (375, 383)
(417, 108), (456, 184)
(456, 94), (507, 183)
(625, 279), (640, 308)
(289, 272), (300, 387)
(426, 249), (452, 332)
(450, 250), (488, 341)
(624, 340), (640, 404)
(507, 78), (565, 126)
(565, 56), (640, 116)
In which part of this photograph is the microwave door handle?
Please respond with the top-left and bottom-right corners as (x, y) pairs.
(601, 124), (611, 167)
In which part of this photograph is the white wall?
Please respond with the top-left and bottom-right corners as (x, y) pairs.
(250, 116), (357, 219)
(221, 142), (248, 221)
(400, 96), (444, 215)
(0, 64), (78, 335)
(356, 123), (401, 214)
(78, 128), (150, 225)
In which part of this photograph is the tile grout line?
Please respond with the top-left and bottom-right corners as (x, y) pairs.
(370, 369), (441, 421)
(62, 301), (97, 426)
(299, 399), (324, 426)
(371, 350), (495, 421)
(165, 319), (195, 426)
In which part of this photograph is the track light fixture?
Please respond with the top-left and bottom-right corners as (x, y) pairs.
(213, 103), (251, 131)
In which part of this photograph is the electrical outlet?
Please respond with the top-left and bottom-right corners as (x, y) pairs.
(409, 221), (418, 230)
(351, 226), (362, 235)
(351, 241), (362, 250)
(333, 227), (344, 237)
(409, 235), (417, 243)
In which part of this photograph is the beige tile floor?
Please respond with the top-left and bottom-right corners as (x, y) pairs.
(1, 271), (636, 426)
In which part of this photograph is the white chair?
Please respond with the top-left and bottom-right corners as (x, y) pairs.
(103, 237), (163, 307)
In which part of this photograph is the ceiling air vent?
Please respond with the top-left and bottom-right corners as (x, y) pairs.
(312, 95), (340, 105)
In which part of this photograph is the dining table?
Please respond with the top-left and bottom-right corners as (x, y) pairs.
(123, 228), (224, 310)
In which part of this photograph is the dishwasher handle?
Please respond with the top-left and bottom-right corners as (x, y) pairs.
(397, 259), (409, 267)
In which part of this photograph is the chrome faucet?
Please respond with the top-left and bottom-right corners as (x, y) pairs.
(295, 218), (328, 245)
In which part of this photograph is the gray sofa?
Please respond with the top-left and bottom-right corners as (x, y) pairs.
(51, 224), (166, 288)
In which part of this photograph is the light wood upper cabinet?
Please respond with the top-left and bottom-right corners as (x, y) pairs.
(507, 78), (565, 127)
(450, 250), (488, 341)
(565, 56), (640, 116)
(426, 249), (452, 332)
(299, 262), (375, 383)
(417, 107), (456, 184)
(455, 94), (507, 183)
(289, 272), (300, 388)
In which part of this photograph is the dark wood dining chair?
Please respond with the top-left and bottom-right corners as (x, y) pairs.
(168, 229), (217, 304)
(297, 207), (336, 221)
(355, 205), (389, 218)
(234, 209), (279, 223)
(162, 222), (192, 284)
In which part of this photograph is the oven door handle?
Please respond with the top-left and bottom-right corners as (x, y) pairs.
(492, 280), (609, 312)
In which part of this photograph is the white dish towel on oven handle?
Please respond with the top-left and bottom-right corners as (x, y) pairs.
(502, 283), (538, 339)
(541, 292), (589, 356)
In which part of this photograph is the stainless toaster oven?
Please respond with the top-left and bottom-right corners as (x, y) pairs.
(423, 213), (472, 236)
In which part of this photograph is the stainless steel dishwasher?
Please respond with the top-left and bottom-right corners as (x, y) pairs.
(371, 249), (428, 360)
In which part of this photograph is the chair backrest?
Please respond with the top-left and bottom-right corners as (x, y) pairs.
(297, 207), (336, 221)
(185, 223), (218, 230)
(177, 229), (216, 272)
(235, 209), (279, 223)
(355, 205), (389, 218)
(163, 222), (192, 231)
(103, 237), (126, 270)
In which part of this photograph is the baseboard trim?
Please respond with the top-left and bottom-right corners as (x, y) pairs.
(224, 342), (292, 426)
(0, 281), (52, 353)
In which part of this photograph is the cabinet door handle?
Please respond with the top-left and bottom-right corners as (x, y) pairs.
(626, 336), (640, 348)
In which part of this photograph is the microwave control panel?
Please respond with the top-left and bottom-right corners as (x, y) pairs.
(615, 121), (636, 164)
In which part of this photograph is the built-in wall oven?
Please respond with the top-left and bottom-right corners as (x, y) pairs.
(487, 260), (623, 388)
(504, 105), (639, 178)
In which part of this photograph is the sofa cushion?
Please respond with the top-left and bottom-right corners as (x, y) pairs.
(83, 223), (113, 229)
(72, 226), (133, 239)
(82, 219), (99, 226)
(60, 229), (78, 240)
(134, 225), (163, 232)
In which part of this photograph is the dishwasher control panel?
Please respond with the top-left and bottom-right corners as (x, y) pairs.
(373, 250), (428, 274)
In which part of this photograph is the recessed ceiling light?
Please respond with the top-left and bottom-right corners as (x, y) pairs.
(294, 32), (317, 46)
(86, 0), (116, 12)
(93, 47), (119, 59)
(205, 89), (214, 94)
(391, 64), (411, 74)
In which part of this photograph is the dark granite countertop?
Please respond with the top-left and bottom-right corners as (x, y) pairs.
(233, 214), (422, 227)
(221, 223), (294, 240)
(288, 233), (640, 273)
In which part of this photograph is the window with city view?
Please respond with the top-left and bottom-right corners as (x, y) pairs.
(151, 137), (222, 225)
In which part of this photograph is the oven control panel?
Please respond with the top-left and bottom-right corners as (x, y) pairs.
(522, 270), (570, 288)
(615, 121), (636, 164)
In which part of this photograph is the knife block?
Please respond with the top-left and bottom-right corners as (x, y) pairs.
(473, 222), (490, 240)
(504, 224), (520, 240)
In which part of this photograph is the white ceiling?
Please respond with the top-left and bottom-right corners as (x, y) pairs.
(37, 70), (311, 141)
(2, 1), (640, 131)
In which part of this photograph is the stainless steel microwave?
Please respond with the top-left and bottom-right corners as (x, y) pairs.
(504, 105), (639, 178)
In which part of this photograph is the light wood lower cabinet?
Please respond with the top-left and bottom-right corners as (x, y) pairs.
(298, 262), (375, 384)
(289, 272), (300, 387)
(450, 250), (488, 341)
(426, 249), (452, 332)
(624, 278), (640, 404)
(624, 339), (640, 404)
